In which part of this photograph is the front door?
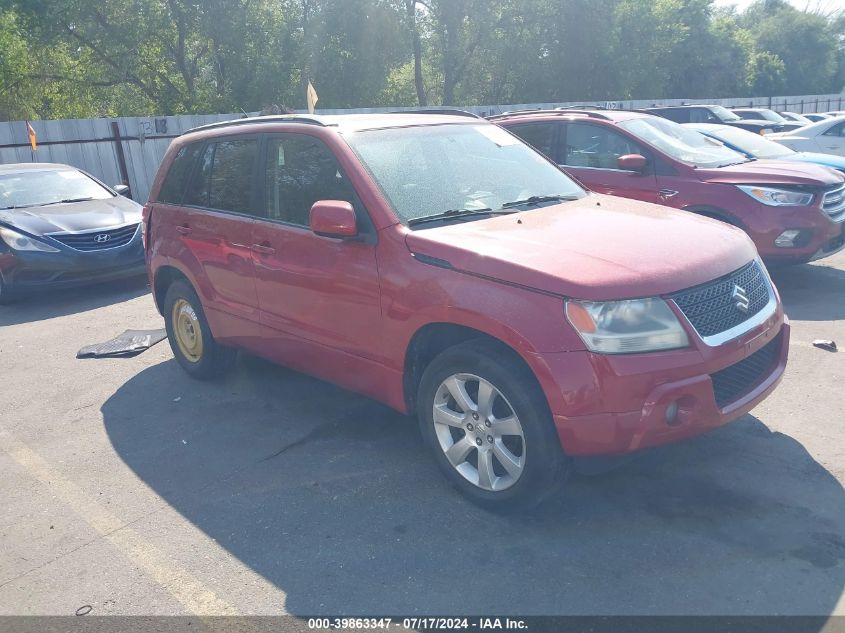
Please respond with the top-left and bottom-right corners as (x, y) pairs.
(559, 122), (662, 204)
(250, 133), (382, 363)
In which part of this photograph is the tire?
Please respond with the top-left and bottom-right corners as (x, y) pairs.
(417, 339), (569, 511)
(0, 276), (15, 305)
(163, 279), (236, 379)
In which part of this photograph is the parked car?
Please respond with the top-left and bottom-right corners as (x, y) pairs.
(768, 116), (845, 157)
(145, 112), (789, 509)
(803, 113), (831, 123)
(824, 111), (845, 117)
(0, 163), (144, 303)
(495, 109), (845, 264)
(643, 105), (781, 134)
(778, 112), (813, 125)
(685, 123), (845, 173)
(730, 108), (804, 132)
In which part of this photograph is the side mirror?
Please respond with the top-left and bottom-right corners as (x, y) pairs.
(309, 200), (358, 238)
(617, 154), (647, 173)
(113, 184), (130, 197)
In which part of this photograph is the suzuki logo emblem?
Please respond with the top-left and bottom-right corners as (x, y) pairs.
(732, 284), (750, 313)
(94, 233), (111, 243)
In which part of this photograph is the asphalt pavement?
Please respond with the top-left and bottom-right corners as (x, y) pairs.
(0, 252), (843, 617)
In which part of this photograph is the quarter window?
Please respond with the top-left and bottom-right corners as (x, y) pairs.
(563, 123), (643, 169)
(264, 135), (356, 226)
(158, 143), (203, 204)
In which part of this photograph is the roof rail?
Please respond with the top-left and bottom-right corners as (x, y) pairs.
(389, 108), (482, 118)
(186, 114), (329, 134)
(487, 108), (613, 121)
(555, 105), (608, 111)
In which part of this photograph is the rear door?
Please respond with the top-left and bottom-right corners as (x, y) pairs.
(250, 132), (382, 361)
(176, 137), (261, 332)
(817, 121), (845, 155)
(558, 121), (662, 203)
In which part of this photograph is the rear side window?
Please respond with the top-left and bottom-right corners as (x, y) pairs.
(184, 138), (259, 214)
(823, 122), (845, 137)
(158, 143), (203, 204)
(655, 109), (689, 123)
(507, 123), (557, 158)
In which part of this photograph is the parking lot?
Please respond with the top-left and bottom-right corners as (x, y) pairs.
(0, 252), (843, 617)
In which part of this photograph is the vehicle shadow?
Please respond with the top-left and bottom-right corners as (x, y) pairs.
(0, 275), (149, 327)
(101, 355), (845, 616)
(769, 260), (845, 321)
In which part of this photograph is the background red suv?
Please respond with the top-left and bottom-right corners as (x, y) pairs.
(495, 109), (845, 264)
(144, 113), (788, 509)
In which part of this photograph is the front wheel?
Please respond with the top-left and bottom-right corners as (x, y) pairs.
(417, 340), (569, 511)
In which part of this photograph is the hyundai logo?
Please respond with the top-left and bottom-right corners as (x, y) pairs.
(94, 233), (111, 244)
(732, 284), (750, 313)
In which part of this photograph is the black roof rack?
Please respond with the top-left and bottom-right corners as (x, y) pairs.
(389, 108), (482, 118)
(186, 114), (329, 134)
(489, 108), (613, 121)
(556, 105), (608, 111)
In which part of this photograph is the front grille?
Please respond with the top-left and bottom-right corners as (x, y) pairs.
(823, 184), (845, 221)
(50, 224), (139, 252)
(671, 261), (770, 339)
(710, 332), (782, 408)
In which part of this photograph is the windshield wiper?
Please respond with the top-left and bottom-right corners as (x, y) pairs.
(40, 196), (95, 206)
(500, 194), (580, 209)
(408, 207), (516, 226)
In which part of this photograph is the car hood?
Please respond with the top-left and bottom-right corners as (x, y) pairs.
(0, 196), (142, 236)
(788, 152), (845, 172)
(403, 194), (757, 301)
(695, 159), (843, 186)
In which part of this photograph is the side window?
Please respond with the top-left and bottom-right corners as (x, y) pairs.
(506, 123), (557, 159)
(690, 108), (714, 123)
(823, 122), (845, 137)
(658, 109), (687, 123)
(158, 143), (203, 204)
(264, 135), (356, 227)
(563, 123), (644, 169)
(184, 139), (259, 215)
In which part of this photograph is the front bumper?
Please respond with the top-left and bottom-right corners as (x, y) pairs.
(753, 206), (845, 265)
(528, 304), (788, 457)
(0, 229), (145, 292)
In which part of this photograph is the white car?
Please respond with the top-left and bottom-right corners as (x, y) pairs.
(768, 115), (845, 156)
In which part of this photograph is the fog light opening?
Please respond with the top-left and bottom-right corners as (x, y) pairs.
(665, 400), (680, 426)
(775, 229), (803, 248)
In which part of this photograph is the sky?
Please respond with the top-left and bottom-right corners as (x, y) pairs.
(713, 0), (844, 12)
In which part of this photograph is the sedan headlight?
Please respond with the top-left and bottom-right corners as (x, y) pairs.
(0, 226), (60, 252)
(737, 185), (813, 206)
(565, 298), (689, 354)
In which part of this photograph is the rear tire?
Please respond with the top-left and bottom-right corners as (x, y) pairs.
(417, 339), (569, 512)
(163, 279), (235, 379)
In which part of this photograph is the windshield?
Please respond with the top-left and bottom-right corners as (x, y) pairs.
(711, 105), (741, 122)
(344, 123), (585, 226)
(703, 126), (794, 159)
(0, 169), (113, 209)
(619, 117), (747, 168)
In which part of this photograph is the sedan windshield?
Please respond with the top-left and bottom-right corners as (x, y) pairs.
(619, 117), (747, 168)
(0, 169), (113, 209)
(702, 126), (794, 160)
(711, 105), (741, 122)
(344, 123), (586, 226)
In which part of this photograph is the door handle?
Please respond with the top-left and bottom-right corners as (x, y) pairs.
(175, 225), (192, 235)
(659, 189), (679, 199)
(251, 243), (276, 255)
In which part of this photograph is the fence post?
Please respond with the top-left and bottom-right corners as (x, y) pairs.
(110, 121), (133, 200)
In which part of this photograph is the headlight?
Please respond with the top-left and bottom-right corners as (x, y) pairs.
(565, 298), (689, 354)
(737, 185), (813, 206)
(0, 226), (60, 252)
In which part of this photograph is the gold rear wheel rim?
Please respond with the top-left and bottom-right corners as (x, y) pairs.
(171, 298), (203, 363)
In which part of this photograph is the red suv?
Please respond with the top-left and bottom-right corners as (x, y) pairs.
(144, 113), (788, 509)
(495, 109), (845, 264)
